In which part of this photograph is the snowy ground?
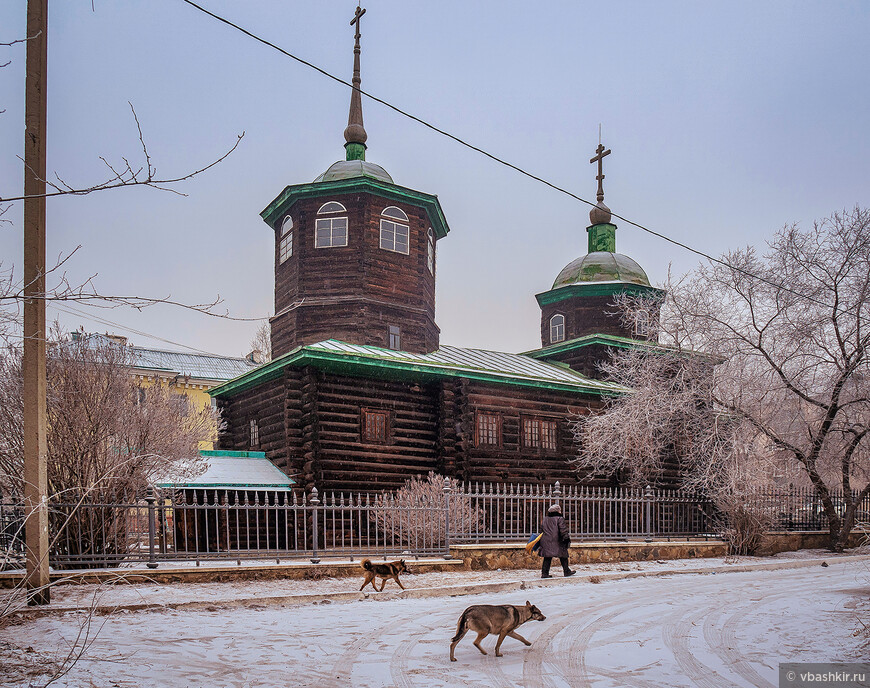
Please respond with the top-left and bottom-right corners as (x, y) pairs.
(1, 552), (868, 687)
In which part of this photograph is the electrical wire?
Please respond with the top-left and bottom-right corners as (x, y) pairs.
(179, 0), (851, 315)
(48, 301), (240, 358)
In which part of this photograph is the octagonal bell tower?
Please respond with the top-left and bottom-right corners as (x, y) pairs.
(262, 6), (450, 357)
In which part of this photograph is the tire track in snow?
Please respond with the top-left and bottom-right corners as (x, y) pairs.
(522, 594), (619, 688)
(389, 617), (458, 688)
(662, 602), (736, 688)
(706, 589), (793, 688)
(331, 612), (417, 684)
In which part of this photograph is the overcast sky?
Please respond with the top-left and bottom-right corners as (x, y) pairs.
(1, 1), (867, 358)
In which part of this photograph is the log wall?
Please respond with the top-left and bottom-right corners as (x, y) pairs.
(270, 192), (440, 356)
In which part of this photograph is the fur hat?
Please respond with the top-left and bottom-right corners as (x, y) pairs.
(548, 504), (561, 513)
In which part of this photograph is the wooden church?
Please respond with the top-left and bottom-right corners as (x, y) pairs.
(210, 9), (664, 493)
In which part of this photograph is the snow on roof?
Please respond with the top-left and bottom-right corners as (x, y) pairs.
(155, 451), (295, 490)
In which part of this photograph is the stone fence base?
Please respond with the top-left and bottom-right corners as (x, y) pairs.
(755, 530), (867, 556)
(449, 539), (727, 571)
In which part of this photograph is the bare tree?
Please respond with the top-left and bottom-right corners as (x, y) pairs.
(249, 321), (272, 363)
(575, 208), (870, 552)
(371, 473), (484, 549)
(0, 327), (216, 565)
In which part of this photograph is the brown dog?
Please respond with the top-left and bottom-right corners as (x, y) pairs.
(450, 601), (546, 661)
(359, 558), (409, 592)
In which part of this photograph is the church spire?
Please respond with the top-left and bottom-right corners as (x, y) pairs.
(344, 5), (368, 161)
(587, 139), (616, 253)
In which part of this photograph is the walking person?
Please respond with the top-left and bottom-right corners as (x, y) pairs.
(540, 504), (576, 578)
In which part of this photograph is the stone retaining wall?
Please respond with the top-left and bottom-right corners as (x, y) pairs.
(755, 530), (867, 556)
(449, 540), (727, 571)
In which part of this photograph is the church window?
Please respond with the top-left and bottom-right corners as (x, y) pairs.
(362, 409), (389, 443)
(550, 314), (565, 343)
(318, 201), (346, 214)
(388, 325), (401, 350)
(475, 413), (501, 447)
(380, 207), (409, 254)
(427, 228), (435, 274)
(279, 215), (293, 263)
(522, 417), (540, 448)
(315, 202), (348, 248)
(250, 419), (259, 447)
(522, 417), (558, 451)
(381, 206), (408, 221)
(634, 310), (650, 337)
(541, 420), (558, 451)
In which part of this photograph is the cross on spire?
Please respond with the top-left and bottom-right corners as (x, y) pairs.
(344, 5), (368, 159)
(589, 142), (611, 203)
(351, 5), (366, 42)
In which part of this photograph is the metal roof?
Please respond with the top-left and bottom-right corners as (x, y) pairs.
(309, 340), (617, 386)
(210, 338), (627, 398)
(76, 333), (257, 382)
(128, 346), (256, 381)
(155, 451), (295, 490)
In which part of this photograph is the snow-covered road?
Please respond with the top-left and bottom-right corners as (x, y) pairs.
(3, 560), (867, 687)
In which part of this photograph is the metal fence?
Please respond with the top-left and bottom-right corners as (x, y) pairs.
(1, 483), (866, 569)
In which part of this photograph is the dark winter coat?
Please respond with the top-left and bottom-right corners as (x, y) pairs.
(539, 513), (570, 558)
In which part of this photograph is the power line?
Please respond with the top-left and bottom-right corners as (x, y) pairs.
(48, 301), (238, 358)
(179, 0), (847, 315)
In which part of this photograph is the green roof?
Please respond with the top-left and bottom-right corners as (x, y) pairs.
(261, 177), (450, 240)
(210, 339), (626, 399)
(155, 450), (295, 490)
(313, 160), (393, 184)
(523, 333), (663, 359)
(536, 281), (665, 307)
(553, 252), (651, 289)
(523, 333), (717, 364)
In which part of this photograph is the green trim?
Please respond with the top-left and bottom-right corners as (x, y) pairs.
(261, 177), (450, 240)
(523, 333), (660, 359)
(209, 344), (625, 400)
(344, 141), (366, 161)
(523, 333), (716, 363)
(198, 450), (266, 459)
(536, 282), (665, 307)
(587, 223), (616, 253)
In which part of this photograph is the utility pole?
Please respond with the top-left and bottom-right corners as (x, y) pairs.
(23, 0), (50, 605)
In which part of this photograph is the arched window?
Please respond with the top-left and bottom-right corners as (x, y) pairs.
(550, 314), (565, 343)
(427, 228), (435, 274)
(278, 215), (293, 263)
(381, 206), (408, 221)
(318, 201), (346, 214)
(380, 206), (409, 254)
(315, 201), (348, 248)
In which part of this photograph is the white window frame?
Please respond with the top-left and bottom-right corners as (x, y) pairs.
(381, 205), (408, 221)
(279, 215), (293, 263)
(550, 314), (565, 343)
(317, 201), (347, 214)
(250, 419), (259, 447)
(388, 325), (401, 350)
(315, 202), (348, 248)
(427, 228), (435, 274)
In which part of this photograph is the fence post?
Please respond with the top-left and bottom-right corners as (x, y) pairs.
(310, 487), (320, 564)
(644, 485), (653, 542)
(443, 481), (452, 559)
(145, 487), (159, 569)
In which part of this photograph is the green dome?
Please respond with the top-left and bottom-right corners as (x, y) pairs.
(313, 160), (393, 184)
(552, 251), (650, 289)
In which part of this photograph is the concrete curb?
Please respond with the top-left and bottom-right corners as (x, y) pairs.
(9, 554), (869, 618)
